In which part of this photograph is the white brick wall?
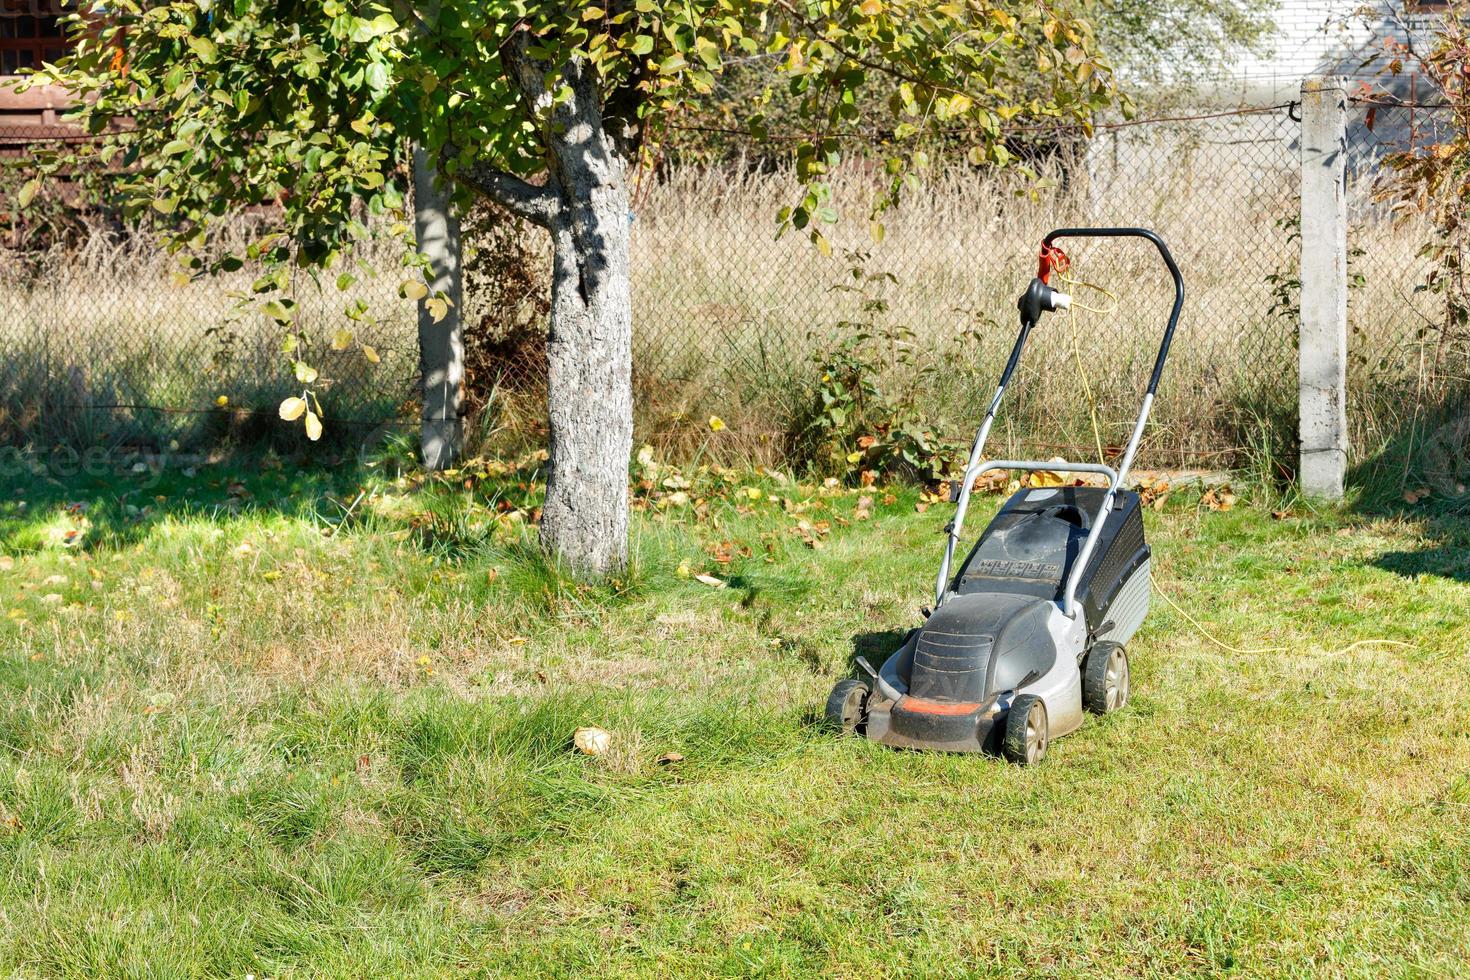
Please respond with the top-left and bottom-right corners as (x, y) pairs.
(1203, 0), (1445, 104)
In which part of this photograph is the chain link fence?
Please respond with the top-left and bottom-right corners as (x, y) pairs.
(0, 100), (1459, 472)
(1341, 97), (1464, 491)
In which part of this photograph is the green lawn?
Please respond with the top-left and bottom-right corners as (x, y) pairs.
(0, 450), (1467, 977)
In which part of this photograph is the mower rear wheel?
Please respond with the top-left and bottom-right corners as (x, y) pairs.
(1083, 642), (1129, 714)
(825, 679), (869, 734)
(1002, 694), (1048, 766)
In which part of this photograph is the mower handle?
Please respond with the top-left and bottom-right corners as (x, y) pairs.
(1041, 227), (1185, 396)
(936, 227), (1184, 615)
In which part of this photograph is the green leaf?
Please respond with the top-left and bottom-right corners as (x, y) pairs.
(17, 179), (39, 209)
(349, 13), (399, 42)
(187, 36), (218, 64)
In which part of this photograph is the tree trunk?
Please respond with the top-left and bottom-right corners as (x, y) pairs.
(457, 50), (634, 578)
(412, 144), (465, 471)
(538, 69), (633, 576)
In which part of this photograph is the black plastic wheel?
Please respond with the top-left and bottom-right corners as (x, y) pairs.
(1002, 694), (1048, 765)
(1083, 642), (1129, 715)
(825, 679), (869, 734)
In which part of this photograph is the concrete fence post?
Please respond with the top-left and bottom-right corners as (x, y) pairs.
(1298, 76), (1349, 499)
(412, 144), (465, 471)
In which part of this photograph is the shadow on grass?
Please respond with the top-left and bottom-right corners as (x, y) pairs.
(1349, 393), (1470, 584)
(848, 629), (909, 673)
(0, 449), (376, 554)
(0, 438), (547, 562)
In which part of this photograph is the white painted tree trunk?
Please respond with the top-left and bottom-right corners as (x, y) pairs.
(412, 144), (465, 472)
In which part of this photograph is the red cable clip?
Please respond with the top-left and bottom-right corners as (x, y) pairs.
(1037, 242), (1069, 285)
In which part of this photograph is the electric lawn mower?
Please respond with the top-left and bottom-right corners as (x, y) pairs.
(826, 227), (1184, 765)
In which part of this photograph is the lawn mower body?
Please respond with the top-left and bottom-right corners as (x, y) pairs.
(860, 486), (1150, 754)
(827, 228), (1184, 764)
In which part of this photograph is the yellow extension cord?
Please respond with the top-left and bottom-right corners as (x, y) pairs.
(1054, 270), (1412, 658)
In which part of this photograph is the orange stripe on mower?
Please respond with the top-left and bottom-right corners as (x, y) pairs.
(899, 696), (983, 716)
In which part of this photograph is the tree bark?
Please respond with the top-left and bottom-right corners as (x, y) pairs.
(538, 63), (633, 577)
(412, 144), (465, 471)
(458, 48), (633, 577)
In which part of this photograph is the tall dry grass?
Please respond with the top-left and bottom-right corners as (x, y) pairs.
(0, 228), (419, 446)
(0, 112), (1456, 475)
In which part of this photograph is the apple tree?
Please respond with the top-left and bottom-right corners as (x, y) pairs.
(35, 0), (1122, 576)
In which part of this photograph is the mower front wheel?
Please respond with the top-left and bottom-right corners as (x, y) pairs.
(825, 679), (869, 734)
(1083, 642), (1129, 714)
(1002, 694), (1049, 766)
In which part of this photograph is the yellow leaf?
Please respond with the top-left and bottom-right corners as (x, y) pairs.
(294, 361), (318, 384)
(847, 451), (863, 464)
(215, 395), (229, 407)
(744, 487), (762, 500)
(362, 344), (381, 364)
(869, 220), (885, 243)
(425, 297), (449, 322)
(693, 573), (725, 588)
(331, 327), (353, 351)
(859, 0), (882, 14)
(708, 416), (726, 432)
(1029, 470), (1065, 488)
(304, 410), (323, 441)
(278, 396), (307, 421)
(400, 280), (429, 301)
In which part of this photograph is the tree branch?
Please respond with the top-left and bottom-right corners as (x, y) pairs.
(456, 160), (561, 226)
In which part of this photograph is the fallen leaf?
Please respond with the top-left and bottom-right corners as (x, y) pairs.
(657, 752), (685, 765)
(693, 573), (725, 588)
